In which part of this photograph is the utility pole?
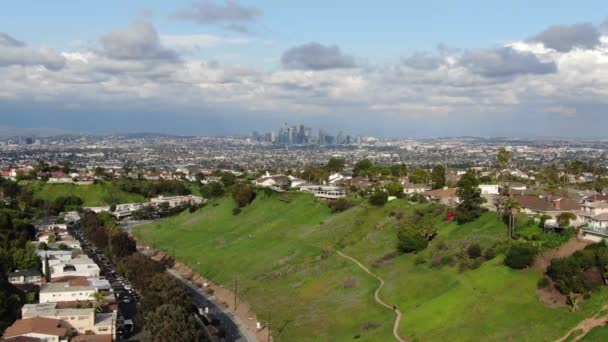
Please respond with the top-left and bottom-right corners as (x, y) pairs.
(234, 278), (238, 310)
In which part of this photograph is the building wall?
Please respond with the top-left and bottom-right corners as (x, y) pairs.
(40, 289), (96, 303)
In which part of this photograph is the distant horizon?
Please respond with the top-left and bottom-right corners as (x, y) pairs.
(1, 124), (608, 141)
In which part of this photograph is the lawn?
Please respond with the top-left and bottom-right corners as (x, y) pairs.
(135, 193), (606, 341)
(25, 181), (145, 206)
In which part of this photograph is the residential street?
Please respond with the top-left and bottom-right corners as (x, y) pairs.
(168, 269), (256, 342)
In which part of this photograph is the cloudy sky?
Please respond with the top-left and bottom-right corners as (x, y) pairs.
(2, 1), (608, 137)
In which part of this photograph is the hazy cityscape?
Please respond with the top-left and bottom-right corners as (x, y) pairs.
(5, 1), (608, 342)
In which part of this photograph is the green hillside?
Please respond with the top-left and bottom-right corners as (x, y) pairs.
(25, 181), (145, 206)
(134, 192), (608, 341)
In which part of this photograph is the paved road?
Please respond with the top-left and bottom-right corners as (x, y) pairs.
(337, 251), (407, 342)
(168, 269), (256, 342)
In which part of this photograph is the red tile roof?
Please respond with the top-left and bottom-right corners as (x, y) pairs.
(3, 317), (67, 339)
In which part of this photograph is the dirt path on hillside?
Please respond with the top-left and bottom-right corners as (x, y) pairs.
(554, 304), (608, 342)
(133, 241), (271, 342)
(336, 251), (409, 342)
(533, 238), (592, 272)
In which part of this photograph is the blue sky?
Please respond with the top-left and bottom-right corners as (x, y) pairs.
(1, 1), (608, 137)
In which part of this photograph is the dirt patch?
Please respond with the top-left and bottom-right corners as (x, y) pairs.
(537, 285), (568, 309)
(533, 238), (591, 273)
(554, 304), (608, 342)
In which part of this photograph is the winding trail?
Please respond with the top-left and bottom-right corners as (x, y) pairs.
(336, 250), (408, 342)
(553, 304), (608, 342)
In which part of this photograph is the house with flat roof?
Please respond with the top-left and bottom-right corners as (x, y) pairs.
(7, 269), (42, 285)
(40, 282), (97, 304)
(2, 317), (68, 342)
(46, 256), (100, 279)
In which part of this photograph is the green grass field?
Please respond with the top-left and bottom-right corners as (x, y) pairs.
(25, 181), (145, 206)
(134, 192), (608, 341)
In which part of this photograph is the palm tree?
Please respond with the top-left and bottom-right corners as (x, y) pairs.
(91, 291), (105, 313)
(503, 198), (520, 239)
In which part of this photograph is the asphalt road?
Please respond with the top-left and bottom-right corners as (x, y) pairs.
(69, 224), (140, 341)
(168, 269), (255, 342)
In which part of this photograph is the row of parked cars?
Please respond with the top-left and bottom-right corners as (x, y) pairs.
(69, 227), (136, 340)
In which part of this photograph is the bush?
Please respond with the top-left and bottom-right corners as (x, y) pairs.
(484, 248), (496, 260)
(504, 244), (537, 269)
(368, 190), (388, 206)
(466, 243), (482, 259)
(328, 198), (353, 213)
(232, 183), (255, 208)
(537, 277), (550, 289)
(414, 255), (426, 265)
(397, 229), (428, 253)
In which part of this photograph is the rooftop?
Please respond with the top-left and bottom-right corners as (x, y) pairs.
(3, 317), (67, 338)
(41, 282), (96, 294)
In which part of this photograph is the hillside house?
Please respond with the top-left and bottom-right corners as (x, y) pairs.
(300, 185), (347, 200)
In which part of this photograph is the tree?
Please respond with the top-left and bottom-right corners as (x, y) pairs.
(558, 212), (577, 228)
(455, 171), (484, 224)
(143, 304), (198, 342)
(431, 165), (446, 189)
(110, 232), (137, 258)
(325, 158), (345, 173)
(390, 164), (407, 177)
(232, 183), (255, 208)
(397, 229), (428, 253)
(503, 198), (520, 238)
(409, 168), (430, 184)
(368, 190), (388, 206)
(200, 182), (224, 199)
(397, 216), (437, 253)
(496, 147), (511, 183)
(385, 182), (404, 196)
(504, 244), (537, 269)
(91, 291), (105, 313)
(141, 273), (191, 314)
(220, 172), (236, 187)
(353, 159), (373, 176)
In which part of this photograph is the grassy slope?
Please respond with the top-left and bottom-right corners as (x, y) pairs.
(135, 193), (608, 341)
(26, 181), (145, 206)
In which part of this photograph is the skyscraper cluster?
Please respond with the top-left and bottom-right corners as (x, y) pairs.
(251, 123), (357, 146)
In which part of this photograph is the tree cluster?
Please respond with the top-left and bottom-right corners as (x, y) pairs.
(547, 243), (608, 295)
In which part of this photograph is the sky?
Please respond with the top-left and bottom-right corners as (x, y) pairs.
(1, 1), (608, 137)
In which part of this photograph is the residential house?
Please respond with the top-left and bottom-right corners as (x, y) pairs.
(2, 317), (68, 342)
(22, 303), (116, 338)
(46, 256), (100, 279)
(511, 194), (584, 226)
(7, 269), (42, 285)
(150, 195), (204, 208)
(300, 185), (347, 200)
(39, 282), (97, 304)
(254, 172), (291, 189)
(478, 184), (500, 195)
(328, 172), (353, 185)
(423, 187), (459, 205)
(401, 182), (430, 195)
